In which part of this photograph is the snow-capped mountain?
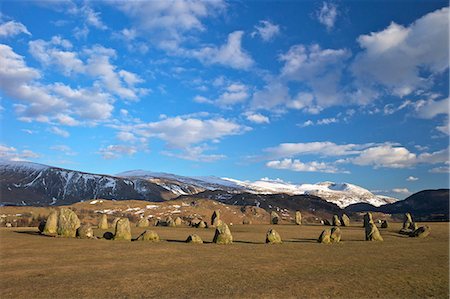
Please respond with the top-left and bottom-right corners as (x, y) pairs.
(0, 161), (397, 208)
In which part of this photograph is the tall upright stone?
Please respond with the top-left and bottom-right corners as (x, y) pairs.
(211, 210), (221, 227)
(114, 218), (131, 241)
(330, 227), (341, 243)
(403, 213), (415, 230)
(318, 229), (331, 244)
(174, 217), (183, 226)
(332, 215), (341, 226)
(270, 211), (280, 225)
(98, 214), (109, 229)
(341, 214), (350, 227)
(213, 223), (233, 244)
(57, 208), (81, 238)
(42, 210), (58, 236)
(366, 223), (383, 241)
(295, 211), (302, 225)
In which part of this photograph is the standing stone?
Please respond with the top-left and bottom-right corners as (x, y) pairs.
(366, 223), (383, 241)
(211, 210), (221, 227)
(270, 211), (280, 225)
(332, 215), (341, 226)
(38, 220), (46, 233)
(114, 218), (131, 241)
(186, 234), (203, 244)
(265, 229), (282, 244)
(341, 214), (350, 227)
(98, 214), (108, 229)
(242, 218), (252, 225)
(112, 217), (120, 228)
(174, 217), (183, 226)
(410, 226), (431, 238)
(323, 219), (331, 226)
(42, 210), (58, 236)
(381, 220), (389, 228)
(136, 217), (150, 228)
(363, 212), (374, 228)
(136, 230), (160, 242)
(166, 216), (176, 227)
(190, 217), (201, 227)
(403, 213), (414, 230)
(318, 229), (331, 244)
(213, 223), (233, 244)
(330, 227), (341, 243)
(295, 211), (302, 225)
(57, 208), (80, 238)
(77, 224), (94, 239)
(197, 220), (207, 228)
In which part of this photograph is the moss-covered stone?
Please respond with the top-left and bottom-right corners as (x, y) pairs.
(332, 215), (341, 226)
(270, 211), (280, 225)
(113, 218), (131, 241)
(265, 228), (282, 244)
(318, 229), (331, 244)
(98, 214), (108, 229)
(42, 210), (58, 236)
(136, 217), (149, 228)
(341, 214), (350, 227)
(366, 223), (383, 241)
(57, 208), (80, 238)
(136, 230), (160, 242)
(330, 227), (341, 243)
(77, 224), (94, 239)
(186, 234), (203, 244)
(410, 226), (431, 238)
(213, 223), (233, 244)
(295, 211), (302, 225)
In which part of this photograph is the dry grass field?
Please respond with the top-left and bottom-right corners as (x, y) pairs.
(0, 222), (448, 298)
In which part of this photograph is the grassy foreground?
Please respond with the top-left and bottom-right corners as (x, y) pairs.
(0, 222), (448, 298)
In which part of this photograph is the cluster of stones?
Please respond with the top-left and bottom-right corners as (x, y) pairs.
(323, 214), (350, 227)
(39, 208), (87, 238)
(399, 213), (431, 238)
(155, 216), (183, 227)
(317, 227), (341, 244)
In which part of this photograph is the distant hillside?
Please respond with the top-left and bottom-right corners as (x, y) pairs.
(345, 189), (449, 221)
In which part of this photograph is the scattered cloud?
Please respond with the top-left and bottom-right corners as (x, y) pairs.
(0, 20), (31, 37)
(48, 126), (70, 138)
(50, 145), (77, 156)
(99, 144), (138, 159)
(251, 20), (280, 42)
(162, 145), (226, 162)
(266, 158), (345, 173)
(391, 188), (410, 194)
(406, 176), (419, 181)
(316, 2), (338, 31)
(245, 112), (270, 124)
(0, 144), (40, 161)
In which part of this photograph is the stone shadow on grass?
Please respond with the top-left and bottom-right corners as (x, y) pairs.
(14, 230), (43, 236)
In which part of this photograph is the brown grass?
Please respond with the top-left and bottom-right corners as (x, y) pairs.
(0, 222), (448, 298)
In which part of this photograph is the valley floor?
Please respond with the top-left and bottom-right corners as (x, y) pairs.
(0, 222), (448, 298)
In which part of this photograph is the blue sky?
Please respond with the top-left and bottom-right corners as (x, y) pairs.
(0, 0), (448, 198)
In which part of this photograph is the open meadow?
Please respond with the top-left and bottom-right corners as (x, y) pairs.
(0, 222), (448, 298)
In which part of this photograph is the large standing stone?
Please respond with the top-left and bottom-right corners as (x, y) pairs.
(270, 211), (280, 225)
(136, 217), (149, 228)
(318, 229), (331, 244)
(265, 229), (282, 244)
(174, 217), (183, 226)
(57, 208), (81, 238)
(295, 211), (302, 225)
(410, 226), (431, 238)
(363, 212), (374, 228)
(403, 213), (415, 230)
(213, 223), (233, 244)
(42, 210), (58, 236)
(98, 214), (108, 229)
(366, 223), (383, 241)
(211, 210), (221, 227)
(332, 215), (341, 226)
(330, 227), (341, 243)
(136, 230), (160, 242)
(341, 214), (350, 227)
(77, 224), (94, 239)
(186, 234), (203, 244)
(112, 217), (120, 228)
(114, 218), (131, 241)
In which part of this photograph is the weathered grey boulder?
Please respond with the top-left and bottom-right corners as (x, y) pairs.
(42, 210), (58, 236)
(98, 214), (109, 229)
(186, 234), (203, 244)
(174, 217), (183, 226)
(318, 229), (331, 244)
(213, 223), (233, 244)
(366, 223), (383, 241)
(341, 214), (350, 227)
(57, 208), (81, 238)
(211, 210), (221, 227)
(190, 217), (201, 227)
(332, 215), (341, 226)
(403, 213), (415, 230)
(5, 222), (12, 228)
(295, 211), (302, 225)
(330, 227), (341, 243)
(77, 224), (94, 239)
(322, 219), (331, 226)
(410, 226), (431, 238)
(381, 220), (389, 228)
(197, 220), (207, 228)
(136, 217), (149, 228)
(136, 230), (160, 242)
(113, 218), (131, 241)
(270, 211), (280, 225)
(265, 229), (282, 244)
